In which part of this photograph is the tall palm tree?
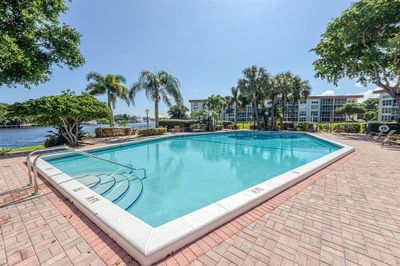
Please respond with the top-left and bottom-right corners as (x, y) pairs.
(227, 86), (242, 125)
(86, 72), (130, 127)
(130, 70), (182, 128)
(289, 76), (311, 121)
(237, 66), (270, 130)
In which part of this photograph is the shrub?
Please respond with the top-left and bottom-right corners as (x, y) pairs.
(44, 136), (63, 147)
(295, 123), (310, 131)
(281, 122), (295, 130)
(220, 120), (234, 128)
(95, 127), (131, 138)
(0, 147), (11, 155)
(316, 122), (365, 133)
(215, 124), (223, 130)
(159, 119), (196, 131)
(137, 127), (167, 136)
(189, 124), (203, 131)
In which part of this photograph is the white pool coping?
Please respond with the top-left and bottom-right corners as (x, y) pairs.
(33, 131), (353, 265)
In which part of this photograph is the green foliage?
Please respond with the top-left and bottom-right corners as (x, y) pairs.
(117, 119), (129, 127)
(203, 95), (227, 115)
(95, 127), (132, 138)
(159, 119), (196, 131)
(137, 127), (167, 136)
(317, 122), (366, 133)
(86, 72), (129, 126)
(295, 123), (310, 132)
(191, 109), (209, 122)
(168, 104), (189, 119)
(0, 0), (85, 87)
(0, 147), (12, 155)
(97, 118), (110, 124)
(335, 103), (365, 121)
(215, 124), (223, 131)
(189, 124), (205, 131)
(10, 91), (110, 146)
(131, 70), (182, 127)
(10, 145), (44, 153)
(44, 136), (62, 147)
(361, 98), (379, 121)
(220, 120), (234, 128)
(312, 0), (400, 120)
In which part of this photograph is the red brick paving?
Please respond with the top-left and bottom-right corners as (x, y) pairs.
(1, 133), (399, 265)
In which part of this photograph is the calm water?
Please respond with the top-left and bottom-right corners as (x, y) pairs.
(46, 132), (341, 227)
(0, 122), (154, 148)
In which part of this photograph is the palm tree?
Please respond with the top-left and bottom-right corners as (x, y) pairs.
(237, 66), (270, 130)
(227, 86), (242, 125)
(203, 94), (227, 116)
(290, 77), (311, 121)
(86, 72), (130, 127)
(130, 70), (182, 127)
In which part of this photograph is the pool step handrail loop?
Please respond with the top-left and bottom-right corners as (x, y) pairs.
(28, 145), (146, 196)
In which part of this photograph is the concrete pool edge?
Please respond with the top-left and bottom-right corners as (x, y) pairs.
(33, 131), (354, 265)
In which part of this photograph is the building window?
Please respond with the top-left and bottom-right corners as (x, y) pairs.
(311, 105), (319, 110)
(311, 100), (319, 104)
(299, 117), (306, 122)
(311, 111), (318, 116)
(382, 99), (393, 106)
(299, 111), (306, 116)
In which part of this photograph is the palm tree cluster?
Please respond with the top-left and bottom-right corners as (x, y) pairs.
(227, 65), (312, 130)
(86, 70), (182, 127)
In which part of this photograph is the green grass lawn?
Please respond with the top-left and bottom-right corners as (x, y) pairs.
(9, 145), (45, 153)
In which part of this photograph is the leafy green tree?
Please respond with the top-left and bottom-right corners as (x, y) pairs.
(312, 0), (400, 121)
(361, 98), (379, 121)
(0, 0), (85, 87)
(191, 109), (208, 123)
(131, 70), (182, 127)
(168, 104), (189, 119)
(86, 72), (130, 127)
(237, 66), (271, 129)
(336, 103), (365, 121)
(10, 92), (110, 146)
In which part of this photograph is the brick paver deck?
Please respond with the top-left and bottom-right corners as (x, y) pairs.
(0, 133), (399, 266)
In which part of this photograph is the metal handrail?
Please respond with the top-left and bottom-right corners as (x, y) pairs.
(27, 145), (146, 195)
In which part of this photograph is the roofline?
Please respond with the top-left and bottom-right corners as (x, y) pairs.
(189, 95), (364, 102)
(307, 95), (363, 99)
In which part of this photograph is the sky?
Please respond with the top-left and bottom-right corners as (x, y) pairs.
(0, 0), (378, 117)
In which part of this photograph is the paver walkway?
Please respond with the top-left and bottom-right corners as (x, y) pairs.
(0, 133), (399, 266)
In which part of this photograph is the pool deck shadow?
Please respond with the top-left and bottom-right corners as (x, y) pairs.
(1, 133), (400, 266)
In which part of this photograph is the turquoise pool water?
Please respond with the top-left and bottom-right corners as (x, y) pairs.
(46, 132), (340, 227)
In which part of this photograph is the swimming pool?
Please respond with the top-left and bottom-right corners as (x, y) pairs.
(35, 131), (353, 265)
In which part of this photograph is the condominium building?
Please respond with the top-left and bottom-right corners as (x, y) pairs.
(373, 90), (399, 122)
(189, 95), (363, 123)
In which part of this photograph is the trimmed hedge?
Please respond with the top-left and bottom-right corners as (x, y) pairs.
(159, 119), (196, 131)
(95, 127), (132, 138)
(316, 122), (365, 133)
(137, 127), (167, 136)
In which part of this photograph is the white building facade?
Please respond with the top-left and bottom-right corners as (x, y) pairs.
(374, 90), (399, 122)
(189, 95), (363, 123)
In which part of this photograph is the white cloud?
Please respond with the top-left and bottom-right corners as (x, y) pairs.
(358, 88), (379, 102)
(354, 82), (364, 88)
(321, 90), (336, 96)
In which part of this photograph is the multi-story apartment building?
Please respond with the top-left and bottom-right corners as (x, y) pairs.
(189, 95), (363, 123)
(373, 90), (399, 122)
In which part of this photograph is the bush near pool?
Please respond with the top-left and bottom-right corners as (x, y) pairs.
(95, 127), (133, 138)
(159, 119), (196, 131)
(137, 127), (167, 136)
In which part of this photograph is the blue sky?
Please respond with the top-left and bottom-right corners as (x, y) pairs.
(1, 0), (377, 117)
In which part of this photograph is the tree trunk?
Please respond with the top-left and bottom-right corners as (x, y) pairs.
(253, 92), (258, 130)
(155, 100), (159, 128)
(280, 97), (285, 129)
(271, 97), (276, 131)
(108, 92), (114, 127)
